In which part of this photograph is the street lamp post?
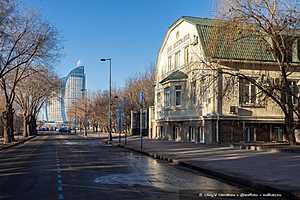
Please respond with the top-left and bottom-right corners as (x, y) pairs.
(100, 58), (112, 143)
(74, 102), (77, 134)
(81, 88), (88, 136)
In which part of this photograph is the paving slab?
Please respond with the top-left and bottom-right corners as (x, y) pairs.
(116, 136), (300, 199)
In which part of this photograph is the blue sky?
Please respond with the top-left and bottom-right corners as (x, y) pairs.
(23, 0), (216, 91)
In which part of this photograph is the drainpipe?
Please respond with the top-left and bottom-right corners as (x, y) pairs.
(216, 113), (219, 144)
(215, 69), (222, 144)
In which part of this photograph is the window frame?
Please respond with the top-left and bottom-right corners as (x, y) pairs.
(184, 46), (189, 65)
(239, 78), (258, 106)
(191, 81), (196, 104)
(164, 87), (171, 108)
(175, 51), (180, 68)
(288, 80), (300, 105)
(156, 92), (161, 104)
(175, 85), (182, 106)
(167, 56), (172, 71)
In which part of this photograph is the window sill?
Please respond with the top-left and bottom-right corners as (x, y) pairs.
(163, 106), (184, 111)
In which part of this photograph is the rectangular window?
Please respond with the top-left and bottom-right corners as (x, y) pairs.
(184, 46), (189, 65)
(239, 78), (257, 105)
(164, 87), (170, 107)
(202, 86), (209, 104)
(175, 85), (182, 106)
(175, 51), (180, 68)
(289, 80), (299, 105)
(168, 56), (172, 71)
(191, 81), (196, 104)
(157, 92), (161, 104)
(273, 127), (284, 141)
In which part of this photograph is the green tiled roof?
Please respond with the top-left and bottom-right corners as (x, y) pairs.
(197, 24), (274, 61)
(159, 70), (188, 84)
(181, 16), (275, 62)
(182, 16), (218, 26)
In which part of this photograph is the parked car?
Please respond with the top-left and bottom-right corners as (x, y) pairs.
(59, 127), (71, 133)
(37, 127), (49, 131)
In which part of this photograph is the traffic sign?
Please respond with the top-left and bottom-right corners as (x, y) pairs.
(116, 110), (124, 132)
(139, 91), (144, 105)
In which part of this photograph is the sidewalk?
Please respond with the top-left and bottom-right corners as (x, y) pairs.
(116, 136), (300, 199)
(0, 135), (36, 151)
(234, 142), (300, 153)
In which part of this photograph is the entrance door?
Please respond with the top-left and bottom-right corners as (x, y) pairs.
(160, 126), (163, 139)
(191, 127), (197, 143)
(172, 126), (176, 140)
(245, 127), (255, 143)
(273, 127), (283, 142)
(199, 127), (205, 143)
(175, 127), (181, 141)
(188, 127), (192, 142)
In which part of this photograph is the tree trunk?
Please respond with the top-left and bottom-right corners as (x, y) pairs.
(33, 116), (37, 135)
(282, 74), (297, 145)
(29, 120), (33, 135)
(284, 108), (296, 145)
(3, 124), (11, 144)
(287, 128), (296, 145)
(23, 114), (29, 137)
(284, 121), (296, 145)
(28, 115), (37, 136)
(2, 106), (15, 143)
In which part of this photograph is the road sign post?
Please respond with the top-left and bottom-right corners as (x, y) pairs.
(116, 101), (125, 145)
(139, 91), (144, 152)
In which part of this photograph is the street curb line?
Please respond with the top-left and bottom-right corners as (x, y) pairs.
(0, 135), (36, 151)
(233, 144), (300, 153)
(117, 144), (299, 200)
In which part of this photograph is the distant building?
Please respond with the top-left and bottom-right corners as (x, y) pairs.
(39, 66), (86, 126)
(150, 16), (300, 144)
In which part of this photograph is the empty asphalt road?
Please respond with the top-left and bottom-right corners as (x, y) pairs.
(0, 133), (287, 200)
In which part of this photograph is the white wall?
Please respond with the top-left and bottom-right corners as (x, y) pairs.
(155, 20), (204, 121)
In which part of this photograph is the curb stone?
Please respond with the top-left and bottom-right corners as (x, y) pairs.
(117, 144), (299, 200)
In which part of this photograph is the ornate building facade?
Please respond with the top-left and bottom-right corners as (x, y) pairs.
(150, 16), (300, 144)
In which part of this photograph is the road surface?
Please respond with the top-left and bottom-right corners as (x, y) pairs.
(0, 133), (277, 200)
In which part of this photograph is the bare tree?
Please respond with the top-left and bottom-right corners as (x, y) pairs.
(67, 94), (91, 135)
(85, 67), (155, 135)
(15, 68), (59, 137)
(122, 68), (155, 131)
(0, 7), (59, 143)
(199, 0), (300, 144)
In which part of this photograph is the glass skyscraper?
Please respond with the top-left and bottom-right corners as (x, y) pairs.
(40, 66), (86, 125)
